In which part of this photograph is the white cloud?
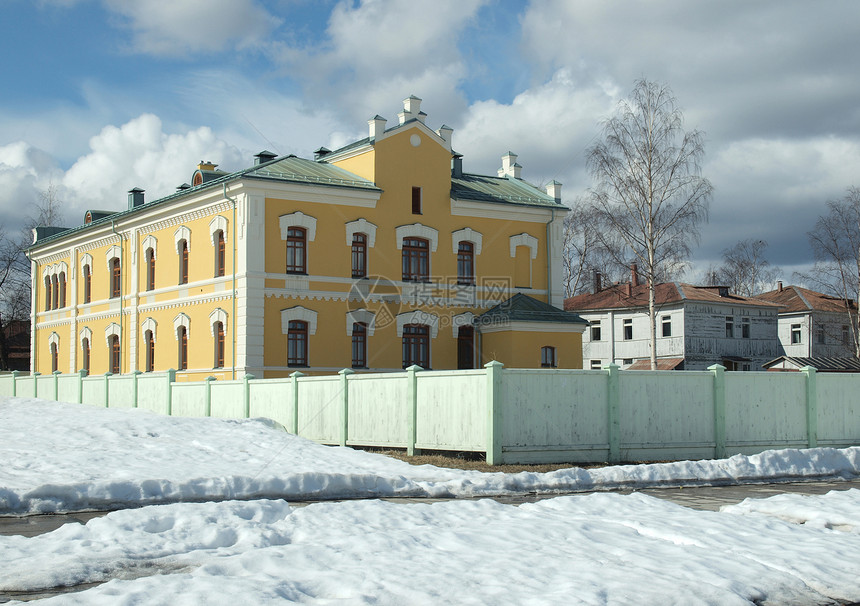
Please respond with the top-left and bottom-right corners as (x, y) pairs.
(103, 0), (279, 56)
(456, 69), (617, 195)
(60, 114), (243, 218)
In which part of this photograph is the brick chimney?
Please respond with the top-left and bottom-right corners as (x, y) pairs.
(631, 263), (639, 287)
(593, 270), (602, 294)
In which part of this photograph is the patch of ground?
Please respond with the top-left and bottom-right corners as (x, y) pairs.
(365, 449), (608, 474)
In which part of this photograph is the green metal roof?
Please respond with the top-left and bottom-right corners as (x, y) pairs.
(479, 293), (587, 325)
(451, 173), (563, 208)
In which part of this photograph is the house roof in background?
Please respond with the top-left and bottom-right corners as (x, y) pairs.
(763, 356), (860, 372)
(479, 293), (587, 325)
(565, 282), (782, 312)
(756, 285), (858, 314)
(626, 358), (685, 370)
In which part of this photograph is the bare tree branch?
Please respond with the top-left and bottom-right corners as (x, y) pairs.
(714, 239), (780, 297)
(587, 79), (713, 369)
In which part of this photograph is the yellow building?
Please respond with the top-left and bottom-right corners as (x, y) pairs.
(27, 96), (586, 380)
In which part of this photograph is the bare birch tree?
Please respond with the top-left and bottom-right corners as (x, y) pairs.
(796, 187), (860, 357)
(587, 79), (712, 369)
(713, 239), (780, 296)
(561, 199), (625, 296)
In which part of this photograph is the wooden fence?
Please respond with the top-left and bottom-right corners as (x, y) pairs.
(1, 363), (857, 465)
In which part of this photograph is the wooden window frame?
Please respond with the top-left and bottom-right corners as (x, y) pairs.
(401, 237), (429, 282)
(216, 230), (225, 278)
(178, 326), (188, 370)
(662, 315), (671, 337)
(351, 322), (367, 368)
(411, 186), (422, 215)
(590, 321), (601, 341)
(44, 276), (52, 311)
(402, 323), (429, 369)
(351, 233), (367, 279)
(50, 342), (58, 373)
(51, 274), (58, 310)
(725, 316), (734, 339)
(58, 272), (66, 308)
(110, 258), (121, 299)
(541, 345), (557, 368)
(83, 265), (91, 304)
(791, 323), (802, 344)
(81, 337), (90, 375)
(214, 322), (225, 369)
(623, 318), (633, 341)
(286, 227), (307, 275)
(110, 335), (120, 375)
(178, 240), (189, 285)
(145, 330), (155, 373)
(146, 248), (156, 291)
(742, 317), (751, 339)
(287, 320), (308, 367)
(457, 241), (475, 285)
(457, 326), (474, 369)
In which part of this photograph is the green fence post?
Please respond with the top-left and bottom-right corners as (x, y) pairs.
(11, 370), (19, 397)
(78, 369), (87, 403)
(484, 360), (504, 466)
(338, 369), (354, 447)
(604, 363), (621, 463)
(243, 373), (255, 419)
(166, 369), (176, 416)
(132, 370), (142, 408)
(708, 364), (727, 459)
(801, 365), (818, 448)
(33, 372), (40, 398)
(53, 370), (60, 400)
(406, 365), (422, 456)
(204, 376), (215, 417)
(290, 371), (304, 435)
(103, 372), (112, 408)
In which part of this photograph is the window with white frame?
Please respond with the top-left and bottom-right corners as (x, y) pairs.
(791, 324), (802, 344)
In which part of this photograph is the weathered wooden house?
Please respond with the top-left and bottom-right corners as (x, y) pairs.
(564, 270), (782, 370)
(755, 283), (859, 359)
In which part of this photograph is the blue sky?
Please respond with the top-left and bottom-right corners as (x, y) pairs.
(3, 0), (860, 282)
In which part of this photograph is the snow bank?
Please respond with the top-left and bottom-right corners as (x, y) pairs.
(2, 396), (859, 514)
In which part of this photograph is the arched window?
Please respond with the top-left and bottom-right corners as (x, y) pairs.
(287, 320), (308, 367)
(144, 330), (155, 373)
(402, 324), (429, 368)
(352, 322), (367, 368)
(111, 258), (121, 298)
(145, 248), (156, 291)
(58, 272), (67, 308)
(81, 337), (90, 375)
(401, 237), (429, 282)
(457, 242), (474, 285)
(50, 342), (58, 373)
(178, 239), (189, 285)
(351, 233), (367, 278)
(177, 325), (188, 370)
(51, 274), (59, 310)
(109, 335), (121, 374)
(215, 230), (225, 277)
(286, 227), (307, 274)
(44, 276), (52, 311)
(83, 265), (91, 303)
(457, 326), (474, 369)
(213, 321), (225, 369)
(541, 346), (557, 368)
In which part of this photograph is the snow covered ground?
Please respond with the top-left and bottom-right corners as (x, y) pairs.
(1, 396), (860, 605)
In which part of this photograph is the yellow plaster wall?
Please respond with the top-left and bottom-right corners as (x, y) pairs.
(481, 330), (582, 369)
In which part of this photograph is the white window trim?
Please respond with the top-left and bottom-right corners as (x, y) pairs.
(450, 312), (475, 338)
(345, 219), (377, 247)
(173, 313), (191, 339)
(396, 223), (438, 252)
(209, 215), (228, 246)
(395, 310), (439, 338)
(80, 253), (93, 278)
(281, 306), (318, 335)
(142, 235), (158, 259)
(141, 318), (157, 343)
(279, 212), (317, 241)
(49, 331), (60, 347)
(104, 322), (121, 347)
(105, 245), (122, 269)
(509, 233), (538, 259)
(79, 326), (92, 348)
(209, 308), (228, 336)
(452, 228), (483, 254)
(174, 226), (191, 254)
(346, 309), (376, 336)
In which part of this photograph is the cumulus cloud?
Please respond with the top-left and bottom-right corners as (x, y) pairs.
(0, 142), (66, 231)
(104, 0), (278, 56)
(269, 0), (488, 124)
(61, 114), (244, 218)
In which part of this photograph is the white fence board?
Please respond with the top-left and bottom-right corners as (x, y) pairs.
(138, 374), (169, 415)
(248, 380), (292, 429)
(296, 376), (341, 443)
(416, 370), (485, 451)
(171, 382), (207, 417)
(211, 382), (245, 419)
(817, 374), (860, 447)
(348, 374), (408, 447)
(725, 373), (807, 451)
